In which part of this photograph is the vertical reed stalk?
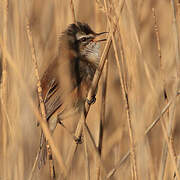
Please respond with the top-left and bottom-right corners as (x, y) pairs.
(1, 0), (8, 178)
(103, 0), (138, 179)
(26, 21), (67, 178)
(70, 0), (76, 23)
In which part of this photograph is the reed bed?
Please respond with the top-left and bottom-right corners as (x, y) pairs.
(1, 0), (180, 179)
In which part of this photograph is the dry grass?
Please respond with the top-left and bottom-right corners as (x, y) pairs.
(1, 0), (180, 179)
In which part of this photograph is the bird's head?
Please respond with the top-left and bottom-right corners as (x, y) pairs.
(63, 22), (107, 64)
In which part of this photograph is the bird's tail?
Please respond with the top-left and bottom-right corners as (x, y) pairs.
(38, 130), (47, 169)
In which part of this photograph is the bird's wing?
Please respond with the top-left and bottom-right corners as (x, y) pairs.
(40, 61), (63, 120)
(44, 79), (63, 120)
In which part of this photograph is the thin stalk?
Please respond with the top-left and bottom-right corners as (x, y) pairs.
(70, 0), (76, 23)
(107, 93), (180, 179)
(0, 35), (67, 178)
(103, 0), (138, 179)
(65, 32), (112, 176)
(83, 120), (90, 180)
(152, 8), (170, 180)
(26, 21), (67, 178)
(95, 61), (108, 180)
(1, 0), (8, 178)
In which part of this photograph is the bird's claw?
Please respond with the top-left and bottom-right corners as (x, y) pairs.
(58, 118), (63, 125)
(74, 135), (83, 144)
(87, 95), (96, 105)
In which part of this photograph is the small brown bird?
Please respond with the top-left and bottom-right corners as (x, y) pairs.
(38, 22), (107, 168)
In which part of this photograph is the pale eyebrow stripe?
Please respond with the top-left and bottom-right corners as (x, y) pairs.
(77, 34), (94, 40)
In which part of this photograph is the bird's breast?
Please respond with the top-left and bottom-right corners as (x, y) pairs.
(81, 41), (100, 65)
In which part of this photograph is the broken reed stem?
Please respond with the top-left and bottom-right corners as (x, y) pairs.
(103, 0), (137, 179)
(107, 93), (180, 179)
(26, 21), (67, 178)
(70, 0), (76, 23)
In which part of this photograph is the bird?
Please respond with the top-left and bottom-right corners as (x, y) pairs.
(37, 22), (107, 168)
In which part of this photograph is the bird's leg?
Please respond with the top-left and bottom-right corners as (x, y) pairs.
(87, 95), (96, 105)
(57, 113), (83, 144)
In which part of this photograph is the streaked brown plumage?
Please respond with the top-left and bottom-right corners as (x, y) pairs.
(38, 22), (106, 168)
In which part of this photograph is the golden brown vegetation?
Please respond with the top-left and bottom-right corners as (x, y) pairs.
(1, 0), (180, 179)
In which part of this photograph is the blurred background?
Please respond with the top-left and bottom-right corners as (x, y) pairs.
(1, 0), (180, 179)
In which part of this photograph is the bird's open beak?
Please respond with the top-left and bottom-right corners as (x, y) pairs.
(93, 32), (108, 42)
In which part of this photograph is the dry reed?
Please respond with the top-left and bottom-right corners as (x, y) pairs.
(1, 0), (180, 180)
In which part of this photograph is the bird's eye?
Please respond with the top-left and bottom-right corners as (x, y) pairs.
(80, 37), (87, 42)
